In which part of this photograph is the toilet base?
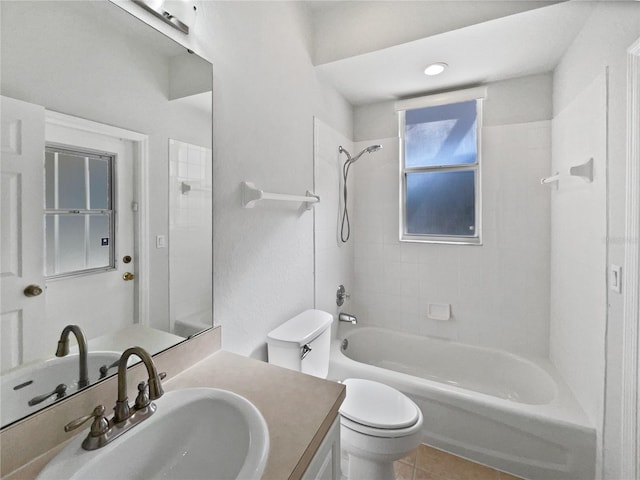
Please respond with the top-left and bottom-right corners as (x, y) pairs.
(342, 451), (395, 480)
(340, 420), (423, 480)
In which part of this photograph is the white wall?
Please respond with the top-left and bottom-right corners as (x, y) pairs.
(205, 2), (353, 358)
(94, 1), (353, 359)
(550, 3), (640, 478)
(348, 74), (553, 357)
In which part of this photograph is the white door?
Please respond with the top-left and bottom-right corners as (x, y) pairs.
(0, 96), (46, 369)
(44, 120), (136, 342)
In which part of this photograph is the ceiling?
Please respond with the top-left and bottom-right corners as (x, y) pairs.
(313, 1), (594, 106)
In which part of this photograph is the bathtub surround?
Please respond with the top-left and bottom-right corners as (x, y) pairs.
(169, 139), (213, 335)
(548, 4), (640, 478)
(549, 71), (607, 456)
(337, 74), (552, 358)
(314, 119), (355, 334)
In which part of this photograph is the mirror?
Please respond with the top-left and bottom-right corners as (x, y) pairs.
(0, 0), (212, 428)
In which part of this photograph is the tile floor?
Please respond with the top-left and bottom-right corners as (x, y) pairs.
(393, 444), (523, 480)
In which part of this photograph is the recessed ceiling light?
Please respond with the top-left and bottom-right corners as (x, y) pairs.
(424, 63), (448, 76)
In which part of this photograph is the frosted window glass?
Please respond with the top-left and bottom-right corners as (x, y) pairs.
(405, 100), (477, 168)
(45, 151), (56, 209)
(87, 215), (110, 268)
(89, 158), (109, 210)
(45, 216), (56, 275)
(57, 215), (86, 273)
(406, 171), (476, 236)
(44, 146), (114, 277)
(58, 153), (86, 209)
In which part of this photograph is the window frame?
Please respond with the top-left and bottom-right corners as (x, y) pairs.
(396, 87), (486, 245)
(44, 143), (116, 279)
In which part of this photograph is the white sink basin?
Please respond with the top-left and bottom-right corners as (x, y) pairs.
(36, 388), (269, 480)
(1, 351), (123, 427)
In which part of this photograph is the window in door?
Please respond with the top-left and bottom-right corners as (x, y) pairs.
(44, 144), (115, 277)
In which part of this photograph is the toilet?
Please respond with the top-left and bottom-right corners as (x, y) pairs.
(267, 309), (423, 480)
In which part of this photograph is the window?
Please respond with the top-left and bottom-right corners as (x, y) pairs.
(44, 145), (115, 277)
(397, 87), (485, 244)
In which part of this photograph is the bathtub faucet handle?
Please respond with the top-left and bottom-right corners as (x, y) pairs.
(336, 285), (350, 306)
(339, 312), (357, 324)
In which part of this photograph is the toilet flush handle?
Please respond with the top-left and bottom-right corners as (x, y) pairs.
(301, 344), (312, 360)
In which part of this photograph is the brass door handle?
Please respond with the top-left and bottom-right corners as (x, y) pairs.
(123, 272), (135, 281)
(24, 284), (43, 297)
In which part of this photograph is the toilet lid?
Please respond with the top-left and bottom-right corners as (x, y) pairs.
(339, 378), (420, 429)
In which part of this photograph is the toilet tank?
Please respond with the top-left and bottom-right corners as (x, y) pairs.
(267, 309), (333, 378)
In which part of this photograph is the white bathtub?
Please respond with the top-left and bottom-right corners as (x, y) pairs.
(328, 326), (596, 480)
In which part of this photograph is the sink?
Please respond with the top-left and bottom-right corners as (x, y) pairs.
(36, 388), (270, 480)
(1, 351), (123, 427)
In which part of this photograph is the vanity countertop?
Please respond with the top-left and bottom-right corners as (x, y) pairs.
(160, 350), (345, 480)
(1, 334), (345, 480)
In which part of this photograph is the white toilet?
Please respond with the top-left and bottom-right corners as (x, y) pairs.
(267, 309), (423, 480)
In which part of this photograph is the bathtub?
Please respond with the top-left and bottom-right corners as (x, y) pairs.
(328, 326), (596, 480)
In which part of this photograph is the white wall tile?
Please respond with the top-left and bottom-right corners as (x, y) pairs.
(350, 119), (552, 356)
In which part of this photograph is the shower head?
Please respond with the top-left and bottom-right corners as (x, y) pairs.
(365, 144), (382, 154)
(339, 144), (382, 165)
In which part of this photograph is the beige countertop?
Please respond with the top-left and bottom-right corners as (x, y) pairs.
(1, 327), (345, 480)
(164, 351), (346, 480)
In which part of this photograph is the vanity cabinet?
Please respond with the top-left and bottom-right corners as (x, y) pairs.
(302, 417), (341, 480)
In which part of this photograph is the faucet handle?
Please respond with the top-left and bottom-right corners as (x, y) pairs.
(64, 405), (109, 436)
(134, 381), (150, 409)
(134, 372), (167, 409)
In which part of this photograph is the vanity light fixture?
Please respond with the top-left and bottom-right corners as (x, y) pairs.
(133, 0), (192, 34)
(424, 62), (448, 76)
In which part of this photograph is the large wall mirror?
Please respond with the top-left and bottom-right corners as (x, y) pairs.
(0, 0), (213, 428)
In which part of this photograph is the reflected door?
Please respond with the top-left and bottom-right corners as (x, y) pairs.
(44, 119), (136, 344)
(0, 96), (46, 369)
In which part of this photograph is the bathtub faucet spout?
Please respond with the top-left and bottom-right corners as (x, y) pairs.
(339, 312), (357, 324)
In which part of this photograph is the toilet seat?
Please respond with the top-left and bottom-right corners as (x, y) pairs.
(339, 378), (421, 437)
(340, 412), (423, 438)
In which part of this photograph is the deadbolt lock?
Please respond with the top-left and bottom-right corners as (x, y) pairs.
(123, 272), (135, 281)
(24, 284), (43, 297)
(122, 255), (132, 264)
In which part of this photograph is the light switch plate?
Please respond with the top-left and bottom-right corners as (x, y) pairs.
(611, 264), (622, 293)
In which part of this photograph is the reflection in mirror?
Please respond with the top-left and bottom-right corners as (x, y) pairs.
(0, 0), (212, 428)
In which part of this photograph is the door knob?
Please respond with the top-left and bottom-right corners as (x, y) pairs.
(123, 272), (135, 281)
(24, 284), (43, 297)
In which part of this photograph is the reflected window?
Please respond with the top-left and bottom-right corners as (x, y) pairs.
(399, 96), (482, 244)
(44, 145), (114, 277)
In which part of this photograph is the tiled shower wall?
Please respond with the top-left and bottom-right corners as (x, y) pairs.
(344, 74), (554, 358)
(169, 139), (213, 334)
(350, 122), (551, 357)
(313, 118), (355, 328)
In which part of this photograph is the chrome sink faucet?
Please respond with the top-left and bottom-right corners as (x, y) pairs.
(55, 325), (89, 388)
(64, 346), (164, 450)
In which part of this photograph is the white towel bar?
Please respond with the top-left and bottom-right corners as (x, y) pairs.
(241, 181), (320, 209)
(541, 158), (593, 186)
